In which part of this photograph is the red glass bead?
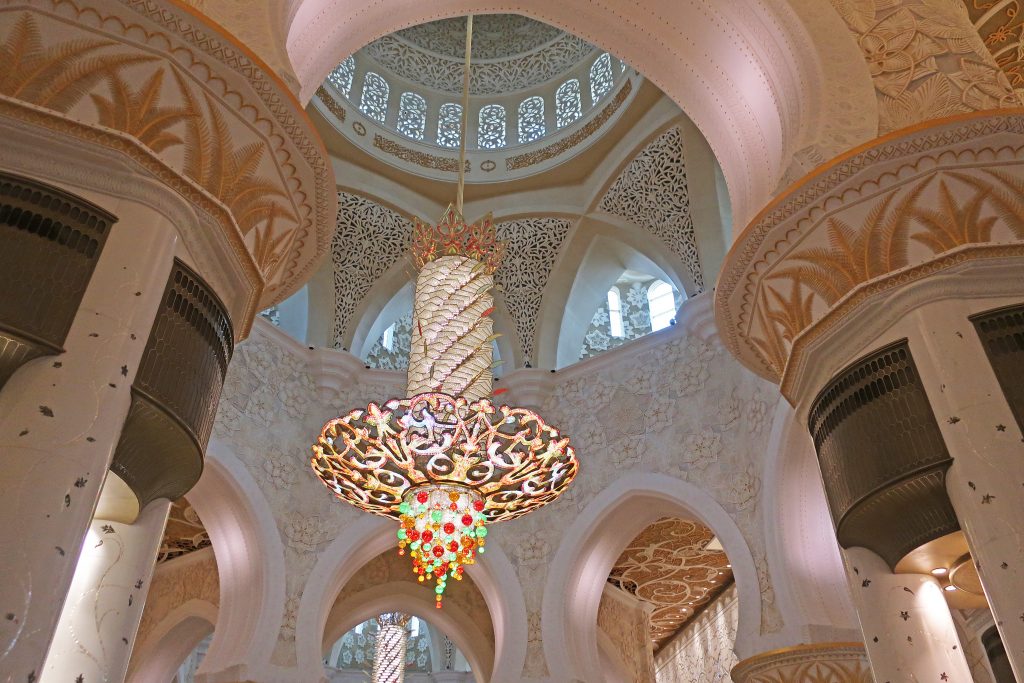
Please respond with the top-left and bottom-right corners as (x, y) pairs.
(448, 540), (459, 552)
(417, 491), (429, 504)
(443, 522), (455, 535)
(432, 545), (444, 557)
(461, 514), (473, 526)
(472, 499), (484, 512)
(421, 530), (433, 543)
(409, 530), (420, 541)
(449, 503), (458, 511)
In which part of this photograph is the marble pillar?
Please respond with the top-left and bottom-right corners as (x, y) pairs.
(908, 304), (1024, 680)
(844, 546), (972, 682)
(731, 642), (872, 683)
(0, 217), (176, 681)
(41, 498), (170, 683)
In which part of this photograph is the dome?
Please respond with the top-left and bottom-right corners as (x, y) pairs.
(315, 14), (636, 182)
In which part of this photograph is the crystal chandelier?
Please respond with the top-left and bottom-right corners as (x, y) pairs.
(311, 16), (578, 608)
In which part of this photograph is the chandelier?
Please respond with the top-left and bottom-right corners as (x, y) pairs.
(311, 16), (579, 608)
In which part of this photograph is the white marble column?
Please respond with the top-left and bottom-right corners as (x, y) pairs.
(0, 214), (176, 681)
(41, 497), (170, 683)
(909, 304), (1024, 680)
(844, 546), (973, 682)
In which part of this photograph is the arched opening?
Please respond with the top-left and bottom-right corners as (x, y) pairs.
(127, 601), (217, 683)
(542, 473), (761, 682)
(295, 516), (528, 682)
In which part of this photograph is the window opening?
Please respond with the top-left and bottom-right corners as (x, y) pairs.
(359, 72), (389, 123)
(555, 79), (582, 128)
(517, 96), (545, 144)
(437, 103), (462, 148)
(478, 104), (507, 149)
(647, 280), (676, 331)
(396, 92), (427, 140)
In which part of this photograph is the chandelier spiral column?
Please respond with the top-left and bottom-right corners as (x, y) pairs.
(371, 613), (409, 683)
(311, 15), (578, 608)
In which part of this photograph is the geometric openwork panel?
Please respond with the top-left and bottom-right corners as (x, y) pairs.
(331, 193), (413, 346)
(608, 517), (732, 651)
(599, 127), (704, 292)
(808, 340), (959, 569)
(494, 217), (572, 363)
(971, 302), (1024, 433)
(0, 171), (114, 389)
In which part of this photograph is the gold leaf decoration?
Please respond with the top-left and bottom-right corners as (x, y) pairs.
(909, 178), (997, 253)
(89, 67), (192, 152)
(773, 178), (928, 305)
(0, 12), (156, 112)
(172, 69), (295, 242)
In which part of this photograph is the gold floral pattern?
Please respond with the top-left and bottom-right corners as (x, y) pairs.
(608, 518), (733, 650)
(831, 0), (1019, 131)
(964, 0), (1024, 97)
(731, 642), (872, 683)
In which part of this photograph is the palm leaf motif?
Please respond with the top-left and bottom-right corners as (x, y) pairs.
(947, 169), (1024, 241)
(89, 67), (193, 152)
(763, 278), (816, 343)
(750, 303), (789, 376)
(773, 178), (928, 305)
(0, 12), (155, 111)
(909, 178), (997, 254)
(172, 69), (296, 240)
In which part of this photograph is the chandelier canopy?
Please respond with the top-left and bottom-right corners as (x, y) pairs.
(311, 15), (578, 608)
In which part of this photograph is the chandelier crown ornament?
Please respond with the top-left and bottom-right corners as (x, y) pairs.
(411, 205), (505, 273)
(311, 14), (578, 609)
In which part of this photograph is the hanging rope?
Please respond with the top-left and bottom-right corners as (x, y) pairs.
(456, 14), (473, 215)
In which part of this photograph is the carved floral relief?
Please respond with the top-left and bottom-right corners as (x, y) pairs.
(831, 0), (1020, 132)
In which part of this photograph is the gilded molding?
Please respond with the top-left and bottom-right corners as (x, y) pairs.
(316, 86), (347, 122)
(372, 134), (468, 173)
(715, 110), (1024, 395)
(731, 642), (872, 683)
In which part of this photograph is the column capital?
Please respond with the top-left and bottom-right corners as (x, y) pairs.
(0, 1), (336, 337)
(715, 109), (1024, 403)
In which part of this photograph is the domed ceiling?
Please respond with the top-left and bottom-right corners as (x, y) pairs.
(396, 15), (564, 60)
(365, 15), (594, 96)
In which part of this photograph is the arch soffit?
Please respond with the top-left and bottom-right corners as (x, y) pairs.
(283, 0), (844, 228)
(759, 398), (858, 642)
(321, 582), (495, 679)
(540, 472), (762, 681)
(188, 442), (287, 672)
(127, 600), (217, 683)
(296, 515), (527, 682)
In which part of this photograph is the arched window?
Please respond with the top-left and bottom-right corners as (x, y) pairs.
(478, 104), (506, 149)
(607, 287), (624, 338)
(359, 72), (389, 123)
(647, 280), (676, 331)
(517, 96), (545, 144)
(590, 53), (614, 105)
(437, 103), (462, 148)
(555, 79), (582, 128)
(328, 55), (355, 97)
(396, 92), (427, 140)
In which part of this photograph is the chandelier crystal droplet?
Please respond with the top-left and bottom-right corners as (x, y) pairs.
(310, 14), (578, 608)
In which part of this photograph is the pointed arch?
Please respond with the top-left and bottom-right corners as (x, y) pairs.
(541, 472), (761, 681)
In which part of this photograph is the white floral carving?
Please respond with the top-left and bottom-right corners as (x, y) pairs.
(681, 431), (722, 470)
(283, 514), (328, 553)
